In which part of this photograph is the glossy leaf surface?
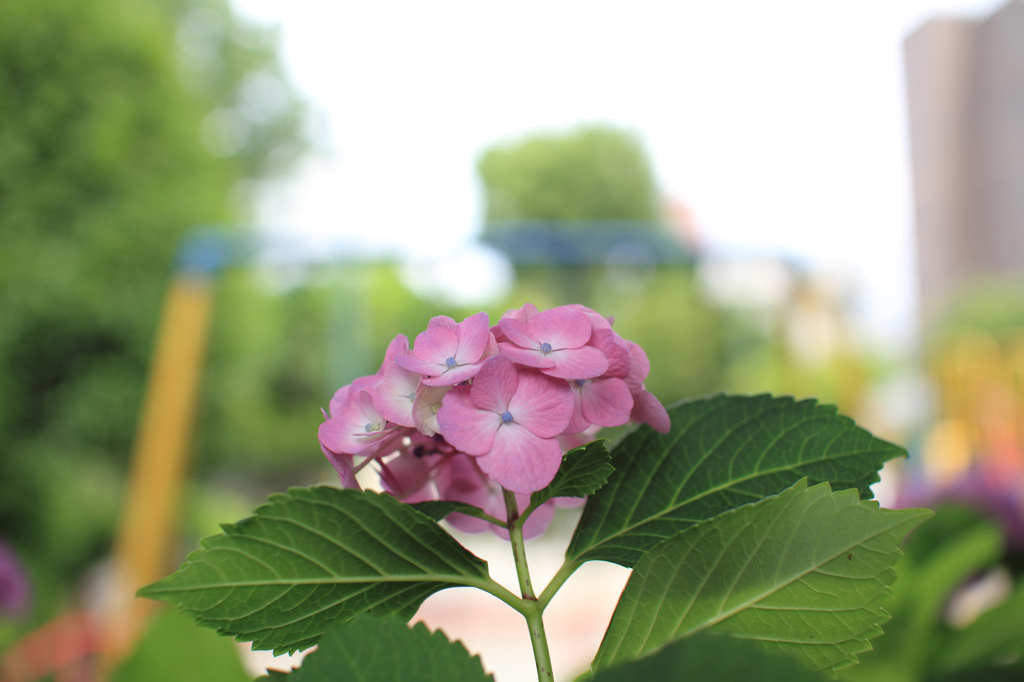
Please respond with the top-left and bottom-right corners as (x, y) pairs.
(593, 480), (931, 676)
(139, 487), (490, 654)
(568, 394), (905, 567)
(257, 615), (492, 681)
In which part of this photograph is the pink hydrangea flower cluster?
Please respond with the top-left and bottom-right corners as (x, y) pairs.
(318, 304), (670, 538)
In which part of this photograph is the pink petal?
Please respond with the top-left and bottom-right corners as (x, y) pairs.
(328, 384), (351, 418)
(399, 486), (436, 505)
(411, 326), (459, 365)
(328, 374), (384, 417)
(436, 386), (501, 455)
(481, 332), (500, 359)
(428, 315), (458, 331)
(589, 328), (631, 378)
(319, 389), (392, 455)
(541, 345), (609, 380)
(394, 353), (444, 376)
(321, 445), (361, 490)
(504, 303), (539, 322)
(358, 389), (383, 423)
(435, 454), (487, 497)
(490, 323), (507, 343)
(421, 362), (485, 387)
(632, 390), (671, 434)
(469, 355), (519, 414)
(377, 334), (410, 373)
(353, 374), (385, 392)
(476, 423), (563, 493)
(436, 455), (495, 534)
(499, 318), (539, 349)
(506, 369), (574, 438)
(624, 341), (651, 393)
(412, 385), (450, 436)
(497, 342), (554, 368)
(454, 311), (490, 364)
(373, 363), (421, 428)
(379, 451), (435, 499)
(562, 385), (592, 435)
(557, 425), (603, 452)
(318, 413), (390, 456)
(518, 498), (556, 540)
(509, 303), (540, 321)
(581, 377), (634, 427)
(565, 304), (613, 332)
(526, 307), (592, 350)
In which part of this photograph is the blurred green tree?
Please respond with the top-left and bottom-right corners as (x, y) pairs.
(477, 125), (727, 405)
(478, 125), (662, 226)
(0, 0), (304, 634)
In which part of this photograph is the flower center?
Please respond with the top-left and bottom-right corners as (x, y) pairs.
(445, 356), (457, 368)
(540, 342), (552, 354)
(364, 422), (380, 433)
(501, 411), (513, 424)
(574, 379), (587, 387)
(407, 392), (417, 401)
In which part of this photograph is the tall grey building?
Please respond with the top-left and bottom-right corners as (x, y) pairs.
(905, 0), (1024, 326)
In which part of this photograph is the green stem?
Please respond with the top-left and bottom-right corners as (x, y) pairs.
(524, 605), (554, 681)
(471, 577), (530, 615)
(504, 489), (536, 599)
(462, 509), (510, 529)
(503, 488), (554, 681)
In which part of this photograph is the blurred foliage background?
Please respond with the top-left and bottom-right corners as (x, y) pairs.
(0, 0), (304, 648)
(5, 1), (1023, 679)
(477, 126), (662, 225)
(0, 0), (881, 651)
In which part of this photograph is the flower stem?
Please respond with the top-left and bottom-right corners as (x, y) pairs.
(503, 489), (536, 599)
(503, 488), (554, 681)
(524, 604), (554, 681)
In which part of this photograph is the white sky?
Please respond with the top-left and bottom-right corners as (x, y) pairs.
(231, 0), (1007, 350)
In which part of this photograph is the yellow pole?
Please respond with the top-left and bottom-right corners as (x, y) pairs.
(102, 272), (215, 665)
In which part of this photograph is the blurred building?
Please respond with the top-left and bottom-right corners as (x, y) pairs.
(905, 0), (1024, 326)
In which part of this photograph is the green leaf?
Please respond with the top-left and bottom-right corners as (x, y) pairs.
(592, 479), (931, 677)
(257, 614), (493, 681)
(567, 394), (905, 568)
(589, 632), (824, 681)
(410, 500), (507, 527)
(138, 487), (491, 654)
(936, 583), (1024, 675)
(530, 439), (613, 507)
(838, 512), (1002, 682)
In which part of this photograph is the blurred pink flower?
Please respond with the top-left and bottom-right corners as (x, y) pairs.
(319, 389), (398, 456)
(624, 341), (670, 434)
(491, 303), (540, 342)
(435, 454), (556, 539)
(317, 303), (673, 540)
(566, 377), (634, 431)
(498, 306), (609, 380)
(379, 449), (444, 504)
(373, 362), (422, 428)
(412, 384), (451, 437)
(437, 355), (573, 493)
(396, 312), (495, 386)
